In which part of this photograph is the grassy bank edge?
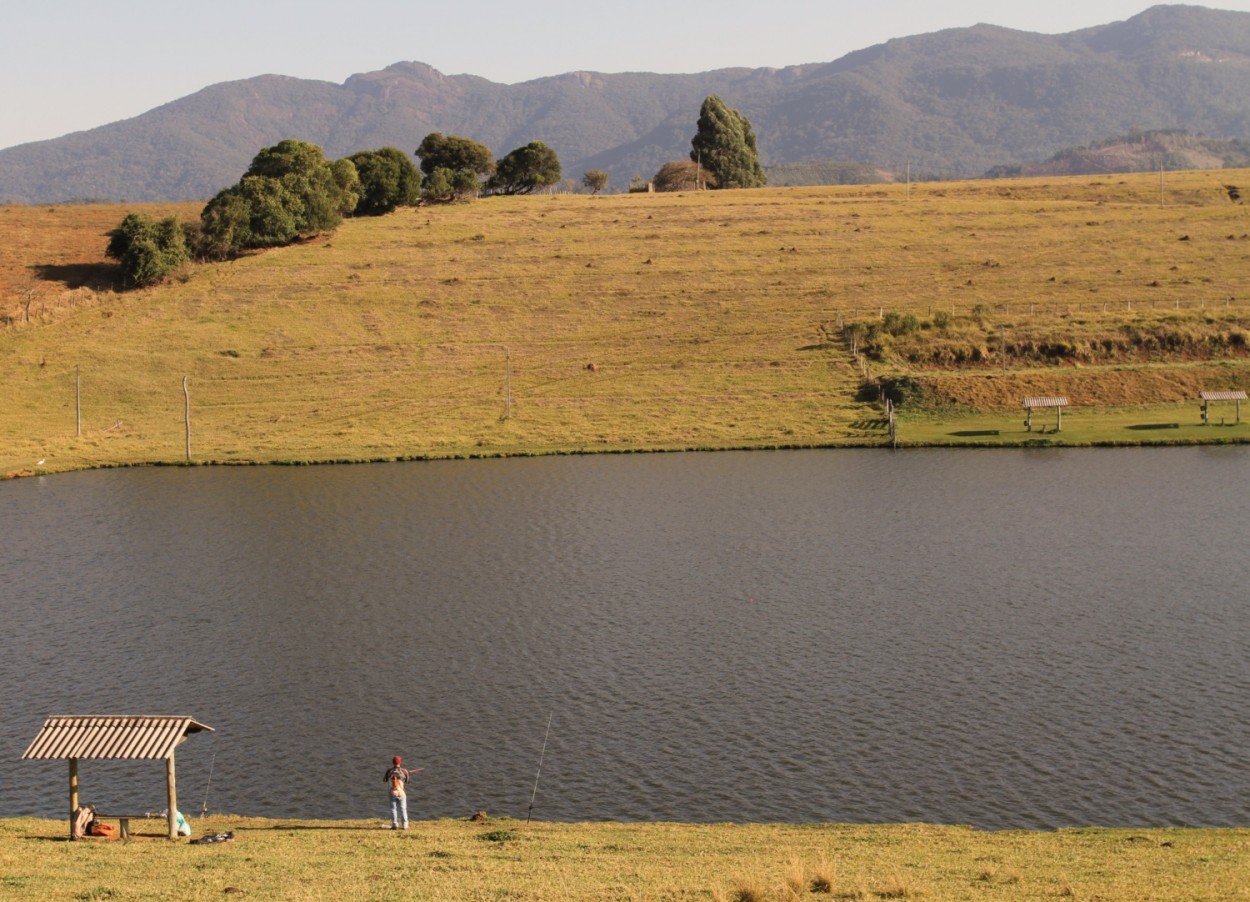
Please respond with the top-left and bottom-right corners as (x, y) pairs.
(2, 815), (1248, 901)
(6, 407), (1249, 481)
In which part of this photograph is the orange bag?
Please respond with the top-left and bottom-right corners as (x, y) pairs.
(88, 821), (118, 838)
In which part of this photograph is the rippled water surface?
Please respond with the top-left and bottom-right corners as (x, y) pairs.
(2, 448), (1248, 829)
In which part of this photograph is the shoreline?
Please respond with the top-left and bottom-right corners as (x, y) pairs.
(6, 424), (1249, 481)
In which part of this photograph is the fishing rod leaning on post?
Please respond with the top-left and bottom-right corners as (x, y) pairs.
(526, 713), (553, 824)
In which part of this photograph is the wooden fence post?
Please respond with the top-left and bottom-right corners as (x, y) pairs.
(183, 376), (191, 462)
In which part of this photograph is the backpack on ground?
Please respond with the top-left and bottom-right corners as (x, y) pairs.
(88, 820), (117, 838)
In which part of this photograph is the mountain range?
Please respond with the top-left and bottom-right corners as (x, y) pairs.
(3, 4), (1250, 204)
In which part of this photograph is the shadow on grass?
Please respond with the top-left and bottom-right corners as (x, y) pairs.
(33, 262), (118, 290)
(1126, 423), (1182, 430)
(948, 429), (1001, 437)
(231, 824), (383, 832)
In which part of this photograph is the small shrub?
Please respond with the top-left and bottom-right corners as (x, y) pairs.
(809, 858), (837, 893)
(479, 829), (515, 843)
(728, 880), (769, 902)
(881, 311), (920, 336)
(931, 309), (953, 330)
(784, 857), (807, 897)
(879, 375), (926, 407)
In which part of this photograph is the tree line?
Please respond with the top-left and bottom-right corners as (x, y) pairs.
(107, 96), (764, 287)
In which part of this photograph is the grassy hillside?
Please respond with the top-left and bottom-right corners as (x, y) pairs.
(4, 169), (1250, 478)
(2, 816), (1247, 901)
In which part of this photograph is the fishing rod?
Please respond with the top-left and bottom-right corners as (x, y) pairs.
(201, 752), (215, 818)
(526, 713), (553, 824)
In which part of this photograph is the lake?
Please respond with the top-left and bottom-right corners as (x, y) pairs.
(1, 447), (1247, 829)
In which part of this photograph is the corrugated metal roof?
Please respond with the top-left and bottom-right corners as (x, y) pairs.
(1200, 390), (1247, 401)
(1022, 396), (1069, 408)
(21, 716), (213, 760)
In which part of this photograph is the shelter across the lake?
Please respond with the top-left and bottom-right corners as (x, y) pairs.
(1022, 396), (1069, 433)
(22, 715), (213, 840)
(1199, 390), (1246, 424)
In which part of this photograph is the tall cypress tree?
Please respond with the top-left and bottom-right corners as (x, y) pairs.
(690, 96), (767, 189)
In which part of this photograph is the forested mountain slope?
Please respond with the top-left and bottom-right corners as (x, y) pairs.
(2, 5), (1249, 202)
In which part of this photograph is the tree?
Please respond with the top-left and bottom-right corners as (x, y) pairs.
(106, 212), (189, 287)
(197, 188), (252, 260)
(487, 141), (562, 195)
(582, 169), (608, 194)
(349, 147), (420, 215)
(690, 95), (766, 190)
(233, 175), (303, 247)
(416, 133), (494, 202)
(330, 157), (362, 215)
(198, 138), (351, 258)
(421, 166), (483, 203)
(652, 160), (714, 192)
(244, 138), (353, 232)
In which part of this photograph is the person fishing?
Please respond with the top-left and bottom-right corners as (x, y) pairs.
(383, 755), (421, 830)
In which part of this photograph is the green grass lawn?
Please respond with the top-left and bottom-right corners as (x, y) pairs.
(2, 816), (1247, 901)
(897, 400), (1249, 447)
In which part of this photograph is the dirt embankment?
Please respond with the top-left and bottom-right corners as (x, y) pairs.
(883, 365), (1245, 411)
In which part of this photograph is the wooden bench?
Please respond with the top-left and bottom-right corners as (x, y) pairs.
(94, 813), (155, 839)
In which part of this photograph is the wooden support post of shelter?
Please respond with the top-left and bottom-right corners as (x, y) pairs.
(22, 715), (213, 841)
(1199, 390), (1247, 425)
(1023, 396), (1069, 433)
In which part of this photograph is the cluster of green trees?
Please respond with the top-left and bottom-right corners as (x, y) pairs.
(106, 134), (566, 285)
(106, 97), (765, 286)
(198, 139), (361, 260)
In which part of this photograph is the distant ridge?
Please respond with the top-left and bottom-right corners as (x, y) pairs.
(986, 130), (1250, 177)
(3, 5), (1250, 203)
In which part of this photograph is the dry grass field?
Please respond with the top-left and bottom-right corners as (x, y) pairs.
(2, 816), (1247, 901)
(3, 170), (1250, 477)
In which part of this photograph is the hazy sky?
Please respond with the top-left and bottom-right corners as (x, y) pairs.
(4, 1), (1248, 150)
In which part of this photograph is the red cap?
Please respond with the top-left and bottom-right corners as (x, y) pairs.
(393, 756), (402, 765)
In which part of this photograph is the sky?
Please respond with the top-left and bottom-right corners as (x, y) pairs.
(4, 0), (1249, 150)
